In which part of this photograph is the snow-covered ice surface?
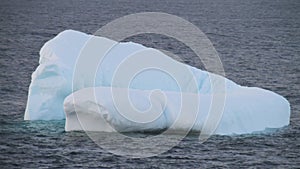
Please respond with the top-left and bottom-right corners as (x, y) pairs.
(25, 30), (290, 135)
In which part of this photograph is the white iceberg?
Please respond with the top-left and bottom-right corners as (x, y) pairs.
(25, 30), (290, 135)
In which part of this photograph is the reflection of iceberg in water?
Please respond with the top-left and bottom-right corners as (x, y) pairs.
(24, 30), (290, 135)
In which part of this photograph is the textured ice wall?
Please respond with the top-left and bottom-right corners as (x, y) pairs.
(64, 86), (290, 135)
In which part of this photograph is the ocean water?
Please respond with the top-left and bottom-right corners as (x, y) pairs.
(0, 0), (299, 168)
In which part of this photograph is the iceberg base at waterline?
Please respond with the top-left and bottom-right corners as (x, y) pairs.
(64, 86), (290, 135)
(24, 30), (290, 135)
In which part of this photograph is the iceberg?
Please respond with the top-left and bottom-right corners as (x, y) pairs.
(25, 30), (290, 135)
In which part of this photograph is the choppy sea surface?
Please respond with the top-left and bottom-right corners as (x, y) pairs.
(0, 0), (299, 168)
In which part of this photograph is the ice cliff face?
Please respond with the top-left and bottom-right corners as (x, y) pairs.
(25, 30), (290, 135)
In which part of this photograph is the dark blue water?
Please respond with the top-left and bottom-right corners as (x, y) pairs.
(0, 0), (299, 168)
